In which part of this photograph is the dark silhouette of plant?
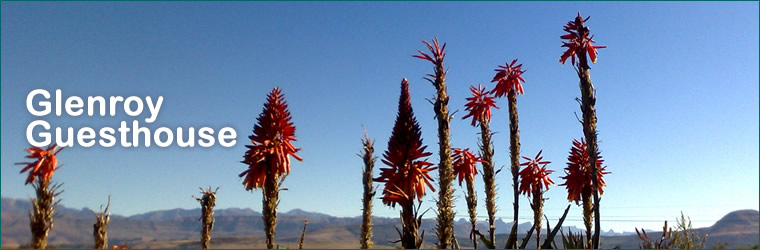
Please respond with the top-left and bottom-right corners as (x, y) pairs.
(374, 79), (437, 249)
(490, 59), (526, 249)
(241, 87), (303, 249)
(636, 221), (675, 249)
(413, 38), (456, 249)
(541, 204), (572, 249)
(561, 229), (587, 249)
(560, 12), (607, 248)
(17, 144), (64, 249)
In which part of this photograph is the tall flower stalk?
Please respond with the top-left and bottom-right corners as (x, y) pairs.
(374, 79), (437, 249)
(559, 12), (607, 248)
(16, 144), (63, 249)
(240, 87), (303, 249)
(452, 148), (483, 249)
(196, 187), (218, 249)
(359, 132), (376, 249)
(519, 150), (554, 249)
(413, 38), (455, 248)
(93, 196), (111, 249)
(462, 84), (499, 248)
(490, 59), (526, 249)
(560, 139), (609, 247)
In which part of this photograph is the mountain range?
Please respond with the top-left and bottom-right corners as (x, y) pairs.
(1, 197), (757, 248)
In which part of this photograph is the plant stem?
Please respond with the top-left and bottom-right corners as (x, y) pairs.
(359, 133), (376, 249)
(465, 179), (478, 249)
(93, 196), (111, 249)
(30, 178), (60, 249)
(263, 171), (280, 249)
(582, 192), (593, 247)
(574, 23), (602, 249)
(532, 192), (543, 249)
(198, 188), (217, 249)
(430, 47), (455, 250)
(479, 119), (497, 248)
(299, 219), (308, 249)
(401, 202), (419, 249)
(505, 90), (521, 249)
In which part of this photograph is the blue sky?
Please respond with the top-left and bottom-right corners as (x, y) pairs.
(1, 2), (758, 232)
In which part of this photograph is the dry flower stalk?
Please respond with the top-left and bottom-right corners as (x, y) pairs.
(414, 38), (456, 249)
(196, 187), (218, 249)
(93, 196), (111, 249)
(359, 131), (376, 249)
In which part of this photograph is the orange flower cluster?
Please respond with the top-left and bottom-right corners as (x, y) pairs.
(240, 87), (302, 191)
(374, 79), (437, 207)
(560, 13), (607, 65)
(112, 243), (128, 249)
(462, 84), (499, 126)
(452, 148), (482, 185)
(560, 139), (610, 204)
(16, 144), (62, 185)
(491, 59), (526, 97)
(518, 150), (554, 196)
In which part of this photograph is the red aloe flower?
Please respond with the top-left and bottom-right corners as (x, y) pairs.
(412, 38), (445, 64)
(412, 38), (446, 84)
(560, 139), (610, 204)
(518, 150), (554, 196)
(559, 12), (607, 65)
(374, 79), (437, 207)
(452, 148), (482, 186)
(240, 87), (303, 191)
(491, 59), (526, 97)
(16, 144), (62, 185)
(462, 84), (499, 126)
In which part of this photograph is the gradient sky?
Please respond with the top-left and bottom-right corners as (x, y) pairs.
(2, 2), (758, 233)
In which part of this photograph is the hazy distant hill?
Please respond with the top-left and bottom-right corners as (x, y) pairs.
(708, 209), (759, 235)
(129, 207), (260, 221)
(555, 209), (760, 249)
(1, 197), (757, 248)
(701, 210), (759, 248)
(1, 197), (121, 219)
